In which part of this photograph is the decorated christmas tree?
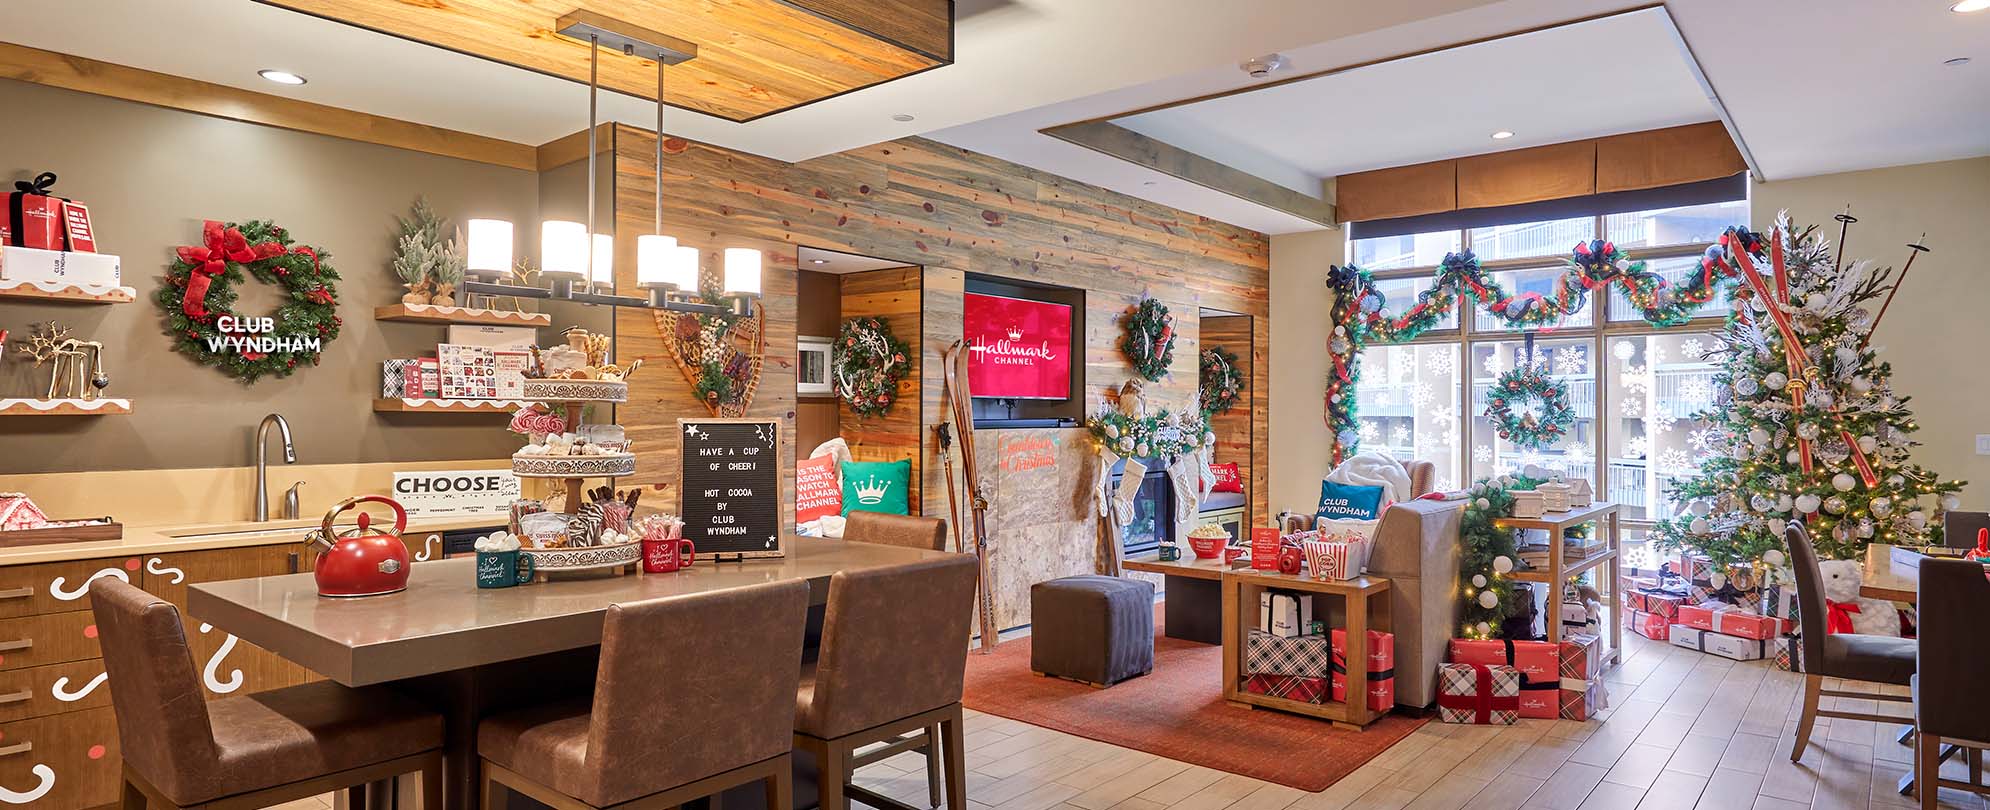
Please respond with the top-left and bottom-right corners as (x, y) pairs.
(1651, 214), (1964, 567)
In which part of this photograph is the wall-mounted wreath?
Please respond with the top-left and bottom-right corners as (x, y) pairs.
(1483, 364), (1575, 449)
(1199, 346), (1242, 417)
(1119, 297), (1175, 381)
(159, 220), (341, 383)
(835, 316), (910, 418)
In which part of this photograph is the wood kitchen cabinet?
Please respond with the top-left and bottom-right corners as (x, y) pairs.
(145, 545), (322, 696)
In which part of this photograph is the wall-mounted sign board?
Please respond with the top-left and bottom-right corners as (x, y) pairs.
(677, 418), (782, 559)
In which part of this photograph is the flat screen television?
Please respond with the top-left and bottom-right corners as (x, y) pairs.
(963, 291), (1073, 401)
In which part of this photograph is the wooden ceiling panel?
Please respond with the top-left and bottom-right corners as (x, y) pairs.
(254, 0), (952, 122)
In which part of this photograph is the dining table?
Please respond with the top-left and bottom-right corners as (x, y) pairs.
(188, 535), (953, 810)
(1861, 543), (1920, 602)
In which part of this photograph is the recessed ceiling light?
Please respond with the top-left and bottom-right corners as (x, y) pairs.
(810, 258), (828, 264)
(891, 113), (916, 122)
(1951, 0), (1990, 13)
(1491, 130), (1515, 140)
(1944, 56), (1973, 66)
(257, 69), (307, 85)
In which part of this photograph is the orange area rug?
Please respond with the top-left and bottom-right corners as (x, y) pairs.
(962, 606), (1427, 792)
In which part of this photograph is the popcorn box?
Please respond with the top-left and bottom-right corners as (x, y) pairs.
(1437, 662), (1519, 725)
(1241, 673), (1328, 704)
(1676, 604), (1783, 641)
(1670, 626), (1769, 662)
(1331, 628), (1395, 711)
(1559, 675), (1610, 721)
(1558, 632), (1603, 680)
(1245, 630), (1333, 679)
(1626, 609), (1670, 641)
(1626, 588), (1689, 621)
(1302, 536), (1368, 581)
(1449, 638), (1558, 719)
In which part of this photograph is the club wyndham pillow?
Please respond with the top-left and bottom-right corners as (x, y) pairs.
(1316, 480), (1384, 521)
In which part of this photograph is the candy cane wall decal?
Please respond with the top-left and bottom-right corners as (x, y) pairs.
(51, 672), (108, 702)
(145, 557), (186, 584)
(0, 765), (54, 805)
(416, 534), (440, 562)
(197, 623), (243, 694)
(49, 568), (128, 601)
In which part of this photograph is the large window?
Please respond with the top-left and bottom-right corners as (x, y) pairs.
(1349, 198), (1746, 568)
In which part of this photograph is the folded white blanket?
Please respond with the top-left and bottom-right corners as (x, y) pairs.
(1325, 451), (1413, 505)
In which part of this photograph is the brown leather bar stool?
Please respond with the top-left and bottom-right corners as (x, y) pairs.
(1785, 525), (1917, 761)
(796, 555), (978, 810)
(89, 578), (444, 810)
(478, 579), (808, 810)
(845, 511), (947, 551)
(1914, 558), (1990, 809)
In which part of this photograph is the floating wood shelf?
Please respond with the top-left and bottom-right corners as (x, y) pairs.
(0, 398), (132, 415)
(372, 398), (532, 413)
(0, 280), (136, 304)
(374, 303), (551, 327)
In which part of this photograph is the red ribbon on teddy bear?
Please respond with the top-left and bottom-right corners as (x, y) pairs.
(1824, 598), (1861, 635)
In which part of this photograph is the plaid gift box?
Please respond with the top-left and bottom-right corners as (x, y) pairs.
(1331, 628), (1395, 711)
(1561, 599), (1602, 637)
(1676, 553), (1761, 606)
(1676, 604), (1783, 641)
(1626, 609), (1670, 641)
(1759, 572), (1800, 633)
(1437, 662), (1519, 725)
(1626, 588), (1689, 621)
(1621, 575), (1659, 592)
(1558, 632), (1603, 680)
(1773, 635), (1803, 672)
(1450, 638), (1559, 719)
(1242, 673), (1328, 704)
(1559, 675), (1610, 720)
(1670, 626), (1770, 661)
(382, 359), (416, 398)
(1245, 630), (1333, 678)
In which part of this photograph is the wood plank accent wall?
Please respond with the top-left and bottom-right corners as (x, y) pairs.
(608, 126), (1269, 625)
(795, 269), (842, 455)
(1200, 315), (1255, 503)
(838, 266), (924, 513)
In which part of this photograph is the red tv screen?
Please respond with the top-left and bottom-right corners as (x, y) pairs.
(964, 292), (1072, 400)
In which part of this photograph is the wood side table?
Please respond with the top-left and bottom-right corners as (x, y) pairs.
(1494, 501), (1622, 663)
(1219, 568), (1391, 730)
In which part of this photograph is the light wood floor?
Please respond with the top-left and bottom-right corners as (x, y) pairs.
(279, 631), (1982, 810)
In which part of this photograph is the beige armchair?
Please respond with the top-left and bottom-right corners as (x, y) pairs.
(1364, 496), (1463, 709)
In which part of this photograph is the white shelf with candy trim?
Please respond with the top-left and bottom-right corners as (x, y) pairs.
(371, 398), (532, 413)
(373, 303), (551, 327)
(0, 398), (132, 415)
(0, 279), (136, 304)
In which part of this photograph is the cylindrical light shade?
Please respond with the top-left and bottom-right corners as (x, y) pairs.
(465, 219), (513, 276)
(591, 234), (615, 286)
(540, 220), (587, 278)
(723, 248), (762, 296)
(666, 245), (700, 292)
(636, 234), (676, 287)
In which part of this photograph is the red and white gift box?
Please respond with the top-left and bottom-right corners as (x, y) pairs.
(1450, 638), (1559, 719)
(1437, 662), (1520, 725)
(1245, 630), (1333, 679)
(1669, 626), (1769, 661)
(1773, 635), (1803, 672)
(1626, 609), (1670, 641)
(1331, 628), (1395, 711)
(1559, 675), (1610, 720)
(1675, 604), (1783, 641)
(1626, 589), (1689, 621)
(1558, 632), (1603, 681)
(1242, 673), (1328, 704)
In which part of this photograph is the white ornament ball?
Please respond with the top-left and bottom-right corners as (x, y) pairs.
(1794, 494), (1821, 514)
(1858, 435), (1879, 454)
(1472, 574), (1488, 589)
(1786, 450), (1803, 464)
(1689, 517), (1710, 535)
(1750, 428), (1773, 447)
(1764, 371), (1788, 390)
(1690, 499), (1713, 517)
(1334, 325), (1346, 337)
(1475, 621), (1492, 636)
(1762, 549), (1787, 567)
(1767, 517), (1788, 536)
(1888, 475), (1905, 487)
(1797, 422), (1822, 441)
(1857, 520), (1875, 538)
(1477, 590), (1501, 609)
(1734, 377), (1760, 397)
(1833, 522), (1853, 542)
(1908, 510), (1927, 529)
(1832, 474), (1856, 492)
(1835, 346), (1858, 368)
(1329, 393), (1342, 404)
(1851, 377), (1873, 394)
(1709, 572), (1728, 590)
(1776, 494), (1794, 512)
(1475, 497), (1491, 510)
(1811, 389), (1834, 409)
(1871, 497), (1892, 516)
(1825, 496), (1847, 514)
(1941, 494), (1962, 512)
(1751, 494), (1774, 512)
(1492, 555), (1515, 574)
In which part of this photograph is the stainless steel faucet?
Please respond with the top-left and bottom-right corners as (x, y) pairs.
(255, 413), (296, 521)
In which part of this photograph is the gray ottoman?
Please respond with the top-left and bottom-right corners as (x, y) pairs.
(1030, 575), (1155, 687)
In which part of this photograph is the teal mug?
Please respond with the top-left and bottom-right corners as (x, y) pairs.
(475, 550), (535, 588)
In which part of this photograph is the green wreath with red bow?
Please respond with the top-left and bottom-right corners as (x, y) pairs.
(1120, 297), (1176, 381)
(158, 220), (342, 383)
(1483, 364), (1574, 448)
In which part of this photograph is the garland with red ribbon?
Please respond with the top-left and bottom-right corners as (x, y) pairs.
(156, 219), (342, 382)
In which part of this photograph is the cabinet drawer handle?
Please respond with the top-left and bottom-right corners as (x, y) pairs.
(0, 640), (30, 653)
(0, 691), (27, 705)
(0, 588), (31, 601)
(0, 742), (28, 758)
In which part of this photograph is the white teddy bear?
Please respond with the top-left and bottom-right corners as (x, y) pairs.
(1815, 558), (1901, 637)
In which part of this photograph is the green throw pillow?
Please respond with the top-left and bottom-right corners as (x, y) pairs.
(840, 459), (911, 516)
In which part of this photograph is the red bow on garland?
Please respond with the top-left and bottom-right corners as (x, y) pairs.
(175, 221), (284, 320)
(1825, 598), (1860, 634)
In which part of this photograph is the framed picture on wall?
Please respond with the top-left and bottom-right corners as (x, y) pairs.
(798, 335), (833, 396)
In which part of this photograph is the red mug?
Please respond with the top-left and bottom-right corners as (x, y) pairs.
(642, 537), (696, 573)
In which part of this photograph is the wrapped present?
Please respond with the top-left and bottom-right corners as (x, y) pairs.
(1331, 628), (1395, 711)
(1626, 609), (1670, 641)
(1301, 535), (1368, 581)
(1676, 552), (1761, 606)
(1558, 632), (1603, 681)
(1676, 604), (1783, 641)
(1626, 588), (1689, 621)
(1773, 635), (1803, 672)
(1759, 570), (1800, 631)
(5, 172), (71, 250)
(1242, 673), (1328, 704)
(1437, 662), (1519, 725)
(0, 244), (122, 288)
(1670, 626), (1769, 661)
(1449, 638), (1558, 719)
(1561, 598), (1601, 637)
(1245, 630), (1332, 678)
(1559, 675), (1610, 720)
(382, 359), (416, 398)
(1621, 575), (1658, 592)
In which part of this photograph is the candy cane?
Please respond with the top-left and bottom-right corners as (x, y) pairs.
(51, 672), (108, 702)
(0, 766), (54, 805)
(197, 623), (244, 694)
(145, 557), (186, 584)
(48, 568), (128, 601)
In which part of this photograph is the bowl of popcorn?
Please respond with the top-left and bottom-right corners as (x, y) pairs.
(1186, 524), (1231, 559)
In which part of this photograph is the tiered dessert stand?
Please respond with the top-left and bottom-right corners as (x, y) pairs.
(511, 378), (641, 575)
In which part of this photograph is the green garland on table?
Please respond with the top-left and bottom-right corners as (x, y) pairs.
(1118, 297), (1176, 381)
(835, 316), (910, 418)
(1483, 364), (1575, 448)
(159, 219), (341, 383)
(1086, 407), (1210, 459)
(1199, 346), (1243, 417)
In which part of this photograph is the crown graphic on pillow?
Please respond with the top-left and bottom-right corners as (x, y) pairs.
(853, 475), (893, 505)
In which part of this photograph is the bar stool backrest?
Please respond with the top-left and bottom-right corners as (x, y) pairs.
(1916, 558), (1990, 741)
(845, 511), (947, 551)
(90, 578), (220, 800)
(808, 555), (979, 739)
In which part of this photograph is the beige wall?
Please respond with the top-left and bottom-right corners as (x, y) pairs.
(1755, 156), (1990, 504)
(0, 79), (541, 474)
(1268, 229), (1344, 514)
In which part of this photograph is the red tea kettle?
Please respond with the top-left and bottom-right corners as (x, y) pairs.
(305, 495), (412, 597)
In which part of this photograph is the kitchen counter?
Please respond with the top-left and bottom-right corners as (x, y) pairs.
(0, 513), (508, 566)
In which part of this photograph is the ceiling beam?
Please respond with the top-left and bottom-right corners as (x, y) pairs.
(1042, 120), (1334, 227)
